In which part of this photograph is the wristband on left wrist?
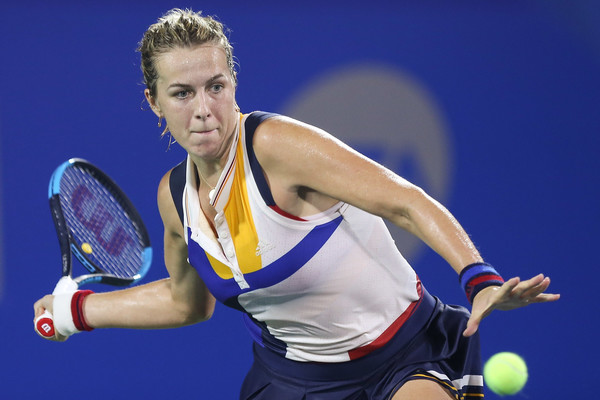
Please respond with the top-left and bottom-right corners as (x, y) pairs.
(459, 262), (504, 304)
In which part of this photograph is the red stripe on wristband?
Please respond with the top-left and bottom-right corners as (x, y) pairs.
(70, 290), (95, 332)
(460, 262), (505, 304)
(465, 275), (504, 304)
(468, 274), (504, 288)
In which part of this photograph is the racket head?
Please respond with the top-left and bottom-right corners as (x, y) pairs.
(49, 158), (152, 286)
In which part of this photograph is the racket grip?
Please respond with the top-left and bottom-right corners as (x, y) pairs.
(34, 276), (78, 338)
(35, 311), (56, 338)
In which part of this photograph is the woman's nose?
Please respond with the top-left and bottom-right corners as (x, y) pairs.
(195, 92), (210, 121)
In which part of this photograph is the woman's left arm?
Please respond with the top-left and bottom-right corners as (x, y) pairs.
(255, 116), (484, 269)
(253, 115), (559, 336)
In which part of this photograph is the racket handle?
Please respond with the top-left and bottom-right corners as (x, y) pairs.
(35, 311), (56, 338)
(34, 276), (78, 338)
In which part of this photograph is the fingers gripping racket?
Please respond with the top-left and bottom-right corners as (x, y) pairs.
(35, 158), (152, 338)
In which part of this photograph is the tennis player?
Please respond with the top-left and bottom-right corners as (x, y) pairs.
(34, 8), (559, 399)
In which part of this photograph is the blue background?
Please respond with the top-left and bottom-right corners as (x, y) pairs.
(1, 1), (598, 398)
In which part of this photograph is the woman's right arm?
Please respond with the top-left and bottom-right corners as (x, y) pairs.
(34, 169), (216, 337)
(83, 169), (216, 329)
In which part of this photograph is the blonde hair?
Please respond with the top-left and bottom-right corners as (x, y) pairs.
(137, 8), (237, 97)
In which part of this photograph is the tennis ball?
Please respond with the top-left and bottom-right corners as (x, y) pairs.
(483, 352), (528, 396)
(81, 243), (93, 254)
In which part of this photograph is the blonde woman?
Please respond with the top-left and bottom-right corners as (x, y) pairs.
(35, 9), (559, 400)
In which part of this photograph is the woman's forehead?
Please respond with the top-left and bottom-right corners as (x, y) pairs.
(156, 45), (229, 80)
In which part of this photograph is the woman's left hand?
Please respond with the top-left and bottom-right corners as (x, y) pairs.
(463, 273), (560, 337)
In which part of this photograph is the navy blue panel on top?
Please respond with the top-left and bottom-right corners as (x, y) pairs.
(169, 159), (187, 225)
(243, 313), (288, 356)
(244, 111), (279, 206)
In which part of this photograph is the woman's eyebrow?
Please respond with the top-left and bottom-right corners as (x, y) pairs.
(167, 74), (226, 89)
(206, 73), (226, 84)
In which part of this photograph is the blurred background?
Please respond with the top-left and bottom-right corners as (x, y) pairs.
(1, 1), (598, 398)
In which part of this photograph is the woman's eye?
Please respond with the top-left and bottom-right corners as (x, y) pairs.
(175, 90), (189, 99)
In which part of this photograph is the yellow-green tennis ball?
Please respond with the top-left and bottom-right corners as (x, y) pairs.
(81, 243), (93, 254)
(483, 352), (528, 396)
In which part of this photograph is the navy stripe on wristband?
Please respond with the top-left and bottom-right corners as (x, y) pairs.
(459, 262), (504, 304)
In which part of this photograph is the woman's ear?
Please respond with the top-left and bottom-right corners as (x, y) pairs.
(144, 88), (162, 118)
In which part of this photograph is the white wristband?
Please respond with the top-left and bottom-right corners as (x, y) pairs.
(53, 291), (81, 337)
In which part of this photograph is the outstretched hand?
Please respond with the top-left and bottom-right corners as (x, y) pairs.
(463, 273), (560, 337)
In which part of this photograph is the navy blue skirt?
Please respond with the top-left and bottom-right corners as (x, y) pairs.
(240, 289), (484, 399)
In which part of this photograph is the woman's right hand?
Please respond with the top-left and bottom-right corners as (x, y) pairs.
(33, 295), (69, 342)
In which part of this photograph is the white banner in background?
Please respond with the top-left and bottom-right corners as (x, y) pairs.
(283, 64), (453, 262)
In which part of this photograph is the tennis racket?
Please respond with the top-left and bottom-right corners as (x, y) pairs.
(35, 158), (152, 338)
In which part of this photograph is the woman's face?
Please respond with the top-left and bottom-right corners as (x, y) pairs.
(146, 44), (238, 162)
